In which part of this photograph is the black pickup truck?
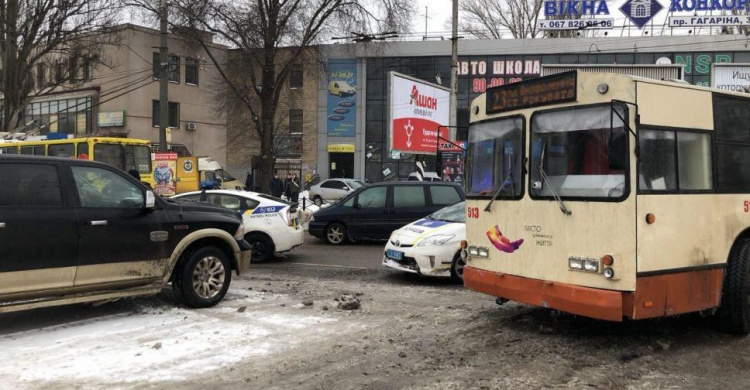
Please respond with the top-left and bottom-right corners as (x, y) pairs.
(0, 155), (251, 313)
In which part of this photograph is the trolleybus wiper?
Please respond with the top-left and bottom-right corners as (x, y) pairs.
(538, 142), (572, 216)
(483, 170), (513, 212)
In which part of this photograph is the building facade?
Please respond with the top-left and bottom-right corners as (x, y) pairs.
(3, 24), (230, 166)
(313, 35), (750, 183)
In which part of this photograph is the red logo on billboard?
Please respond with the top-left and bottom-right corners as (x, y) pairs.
(409, 85), (437, 110)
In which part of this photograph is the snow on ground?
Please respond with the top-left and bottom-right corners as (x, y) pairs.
(0, 286), (342, 388)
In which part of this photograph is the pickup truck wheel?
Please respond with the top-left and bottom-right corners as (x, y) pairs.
(173, 247), (231, 308)
(246, 233), (273, 262)
(326, 223), (347, 245)
(313, 196), (323, 206)
(719, 238), (750, 335)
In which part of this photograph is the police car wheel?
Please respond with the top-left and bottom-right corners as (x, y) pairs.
(326, 223), (347, 245)
(450, 251), (466, 283)
(173, 246), (231, 308)
(246, 234), (274, 262)
(314, 196), (323, 206)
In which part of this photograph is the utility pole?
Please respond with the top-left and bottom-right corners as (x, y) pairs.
(449, 0), (458, 134)
(158, 0), (169, 152)
(423, 7), (428, 41)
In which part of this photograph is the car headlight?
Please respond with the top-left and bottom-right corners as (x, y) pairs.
(418, 234), (455, 247)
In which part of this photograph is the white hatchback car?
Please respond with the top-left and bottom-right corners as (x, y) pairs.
(382, 201), (466, 282)
(173, 190), (304, 262)
(308, 178), (364, 205)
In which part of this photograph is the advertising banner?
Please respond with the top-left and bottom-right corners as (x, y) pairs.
(152, 152), (178, 196)
(712, 63), (750, 92)
(388, 72), (450, 155)
(98, 111), (126, 127)
(327, 59), (357, 137)
(670, 15), (750, 27)
(441, 151), (465, 183)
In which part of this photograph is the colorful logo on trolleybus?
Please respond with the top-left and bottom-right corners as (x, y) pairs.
(486, 225), (524, 254)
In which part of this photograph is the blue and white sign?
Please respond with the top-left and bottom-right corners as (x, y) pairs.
(540, 1), (613, 30)
(327, 59), (357, 137)
(669, 0), (750, 12)
(620, 0), (663, 29)
(543, 0), (610, 15)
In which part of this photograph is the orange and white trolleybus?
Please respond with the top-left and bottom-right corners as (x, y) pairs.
(461, 70), (750, 334)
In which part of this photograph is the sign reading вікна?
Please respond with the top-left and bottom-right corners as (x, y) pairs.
(539, 1), (615, 31)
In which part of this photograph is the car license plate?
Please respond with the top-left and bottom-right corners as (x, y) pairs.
(386, 249), (404, 261)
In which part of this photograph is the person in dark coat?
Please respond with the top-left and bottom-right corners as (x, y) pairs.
(244, 171), (253, 191)
(286, 173), (300, 203)
(270, 173), (284, 198)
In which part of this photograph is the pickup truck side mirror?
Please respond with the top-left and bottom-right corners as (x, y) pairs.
(145, 190), (156, 209)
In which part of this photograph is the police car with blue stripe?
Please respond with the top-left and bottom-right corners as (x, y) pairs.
(383, 201), (466, 282)
(173, 190), (304, 262)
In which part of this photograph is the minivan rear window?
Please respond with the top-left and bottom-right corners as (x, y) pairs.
(393, 186), (426, 207)
(430, 186), (461, 206)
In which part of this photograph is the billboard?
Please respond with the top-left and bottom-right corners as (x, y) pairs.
(711, 63), (750, 93)
(152, 152), (178, 196)
(327, 59), (357, 137)
(388, 72), (450, 155)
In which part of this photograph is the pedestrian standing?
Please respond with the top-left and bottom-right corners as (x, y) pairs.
(244, 171), (253, 191)
(284, 172), (293, 200)
(270, 172), (284, 198)
(289, 173), (300, 203)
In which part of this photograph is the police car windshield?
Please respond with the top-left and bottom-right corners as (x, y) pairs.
(428, 201), (466, 223)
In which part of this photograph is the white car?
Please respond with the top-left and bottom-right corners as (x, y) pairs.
(382, 201), (466, 282)
(308, 178), (364, 205)
(173, 190), (304, 262)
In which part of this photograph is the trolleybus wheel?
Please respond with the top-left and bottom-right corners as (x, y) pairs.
(719, 238), (750, 335)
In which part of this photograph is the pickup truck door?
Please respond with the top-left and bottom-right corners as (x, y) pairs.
(0, 162), (78, 296)
(69, 164), (171, 288)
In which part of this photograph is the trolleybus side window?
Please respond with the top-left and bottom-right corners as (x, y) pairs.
(530, 104), (627, 199)
(20, 146), (45, 156)
(77, 142), (89, 158)
(48, 143), (75, 158)
(93, 144), (125, 171)
(639, 130), (712, 192)
(713, 94), (750, 192)
(467, 116), (523, 198)
(124, 144), (153, 175)
(0, 146), (17, 155)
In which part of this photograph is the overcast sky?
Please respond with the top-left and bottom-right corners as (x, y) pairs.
(411, 0), (453, 39)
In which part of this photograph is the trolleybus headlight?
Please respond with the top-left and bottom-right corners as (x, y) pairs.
(468, 246), (479, 257)
(568, 257), (584, 270)
(477, 247), (490, 257)
(583, 259), (599, 272)
(603, 267), (615, 279)
(601, 255), (614, 266)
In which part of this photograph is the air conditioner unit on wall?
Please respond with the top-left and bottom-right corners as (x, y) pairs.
(186, 122), (197, 131)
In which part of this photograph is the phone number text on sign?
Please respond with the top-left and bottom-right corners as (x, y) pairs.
(537, 19), (613, 30)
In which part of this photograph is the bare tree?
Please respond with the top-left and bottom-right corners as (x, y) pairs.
(0, 0), (120, 133)
(128, 0), (413, 193)
(459, 0), (544, 39)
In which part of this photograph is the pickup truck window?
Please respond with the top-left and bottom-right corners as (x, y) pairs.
(72, 166), (144, 208)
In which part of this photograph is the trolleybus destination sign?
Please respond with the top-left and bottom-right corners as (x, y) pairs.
(486, 72), (577, 114)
